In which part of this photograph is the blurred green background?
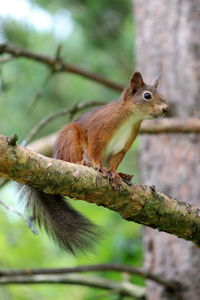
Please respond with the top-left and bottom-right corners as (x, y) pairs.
(0, 0), (143, 299)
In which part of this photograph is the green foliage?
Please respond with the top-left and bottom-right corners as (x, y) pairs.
(0, 0), (144, 299)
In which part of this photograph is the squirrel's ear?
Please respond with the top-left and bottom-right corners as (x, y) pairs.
(152, 75), (160, 88)
(130, 72), (144, 91)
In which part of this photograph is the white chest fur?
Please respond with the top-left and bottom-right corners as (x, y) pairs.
(103, 117), (139, 161)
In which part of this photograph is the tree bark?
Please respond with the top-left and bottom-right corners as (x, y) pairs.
(0, 274), (145, 299)
(1, 134), (200, 250)
(134, 0), (200, 299)
(0, 44), (124, 92)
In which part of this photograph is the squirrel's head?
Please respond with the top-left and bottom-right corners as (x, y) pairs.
(123, 72), (168, 120)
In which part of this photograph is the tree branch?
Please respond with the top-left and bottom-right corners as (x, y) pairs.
(0, 101), (105, 189)
(0, 263), (179, 290)
(27, 117), (200, 156)
(22, 100), (105, 147)
(141, 118), (200, 134)
(0, 134), (200, 247)
(0, 199), (38, 235)
(0, 44), (124, 92)
(27, 70), (54, 113)
(28, 133), (57, 156)
(0, 273), (145, 299)
(2, 117), (200, 186)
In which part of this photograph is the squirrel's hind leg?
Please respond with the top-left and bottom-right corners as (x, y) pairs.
(54, 122), (84, 163)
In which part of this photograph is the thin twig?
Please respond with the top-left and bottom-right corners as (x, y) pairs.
(140, 118), (200, 134)
(0, 55), (15, 64)
(55, 44), (62, 62)
(0, 273), (145, 299)
(0, 263), (179, 290)
(0, 100), (104, 188)
(0, 199), (38, 235)
(27, 71), (54, 113)
(28, 44), (63, 113)
(22, 100), (105, 147)
(0, 43), (124, 92)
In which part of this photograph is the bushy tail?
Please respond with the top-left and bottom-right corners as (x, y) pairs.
(18, 185), (100, 254)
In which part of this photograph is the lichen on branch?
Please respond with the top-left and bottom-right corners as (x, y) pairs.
(0, 134), (200, 247)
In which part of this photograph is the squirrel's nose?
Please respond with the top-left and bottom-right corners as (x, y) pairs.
(162, 105), (168, 114)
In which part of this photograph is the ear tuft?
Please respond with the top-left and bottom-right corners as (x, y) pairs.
(152, 74), (161, 88)
(130, 72), (144, 91)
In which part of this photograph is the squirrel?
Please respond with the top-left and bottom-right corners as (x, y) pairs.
(19, 72), (168, 254)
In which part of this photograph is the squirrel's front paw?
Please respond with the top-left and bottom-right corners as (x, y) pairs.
(94, 165), (110, 179)
(79, 160), (93, 167)
(109, 172), (122, 191)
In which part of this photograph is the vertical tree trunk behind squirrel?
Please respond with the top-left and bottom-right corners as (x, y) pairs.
(134, 0), (200, 299)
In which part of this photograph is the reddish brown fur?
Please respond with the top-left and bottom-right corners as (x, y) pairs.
(19, 72), (168, 255)
(55, 123), (84, 163)
(54, 72), (168, 189)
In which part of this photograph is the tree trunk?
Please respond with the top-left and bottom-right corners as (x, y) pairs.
(133, 1), (200, 299)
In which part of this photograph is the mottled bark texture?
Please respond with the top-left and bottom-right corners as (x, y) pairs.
(1, 134), (200, 248)
(134, 0), (200, 299)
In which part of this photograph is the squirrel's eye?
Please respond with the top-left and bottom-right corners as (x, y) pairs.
(143, 92), (152, 100)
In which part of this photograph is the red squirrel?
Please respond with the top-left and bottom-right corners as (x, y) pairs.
(20, 72), (168, 254)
